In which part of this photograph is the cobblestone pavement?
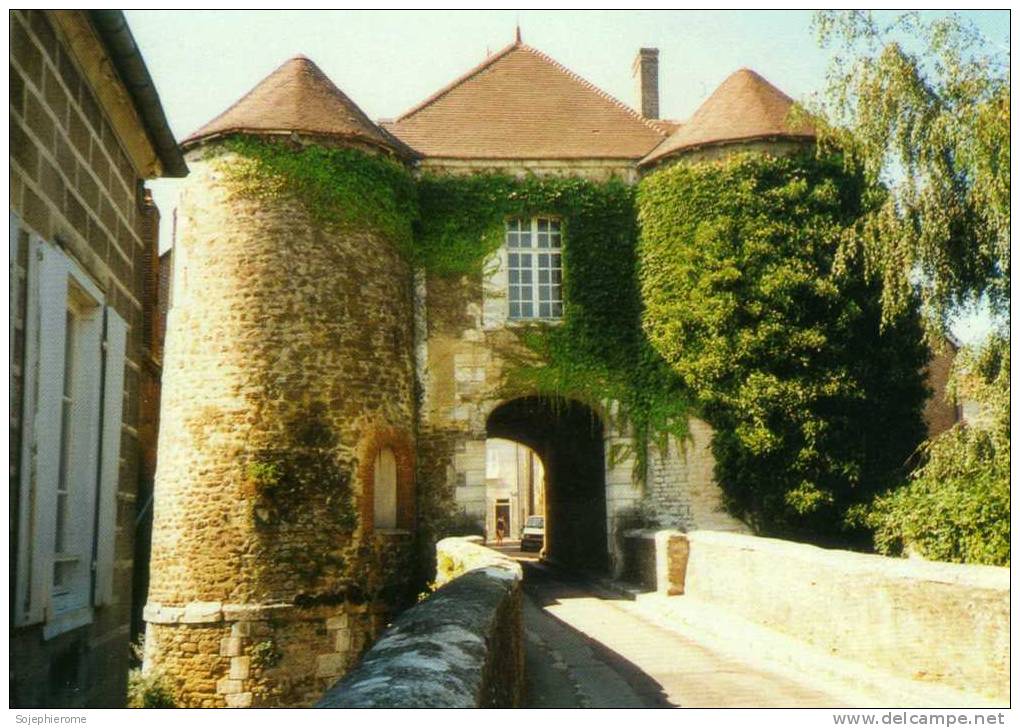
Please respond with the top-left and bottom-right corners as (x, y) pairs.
(506, 549), (856, 709)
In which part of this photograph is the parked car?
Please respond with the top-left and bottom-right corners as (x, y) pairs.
(520, 515), (544, 552)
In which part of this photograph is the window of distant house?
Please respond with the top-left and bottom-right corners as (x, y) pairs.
(506, 217), (563, 320)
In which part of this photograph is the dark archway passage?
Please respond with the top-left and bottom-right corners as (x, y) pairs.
(487, 397), (607, 573)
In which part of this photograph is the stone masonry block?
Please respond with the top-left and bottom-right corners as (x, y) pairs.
(182, 601), (223, 624)
(334, 629), (352, 652)
(216, 678), (243, 695)
(325, 614), (348, 631)
(143, 604), (185, 624)
(220, 636), (243, 657)
(316, 653), (346, 678)
(222, 603), (292, 621)
(225, 692), (253, 708)
(655, 530), (689, 595)
(229, 656), (251, 680)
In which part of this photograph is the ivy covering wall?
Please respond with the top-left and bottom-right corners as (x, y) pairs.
(221, 136), (419, 256)
(638, 151), (929, 544)
(417, 173), (692, 473)
(220, 143), (689, 471)
(216, 137), (938, 549)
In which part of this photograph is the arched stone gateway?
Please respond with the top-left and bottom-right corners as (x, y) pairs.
(487, 397), (608, 572)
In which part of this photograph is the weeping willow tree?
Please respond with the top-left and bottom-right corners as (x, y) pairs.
(810, 10), (1009, 336)
(812, 11), (1010, 565)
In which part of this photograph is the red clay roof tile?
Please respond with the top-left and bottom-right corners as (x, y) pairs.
(641, 68), (814, 166)
(385, 41), (665, 160)
(182, 55), (411, 156)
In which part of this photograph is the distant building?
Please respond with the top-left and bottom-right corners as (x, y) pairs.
(485, 439), (545, 541)
(10, 10), (185, 707)
(922, 336), (966, 437)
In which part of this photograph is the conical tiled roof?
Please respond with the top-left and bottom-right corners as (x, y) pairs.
(182, 55), (412, 156)
(384, 41), (665, 160)
(640, 68), (814, 166)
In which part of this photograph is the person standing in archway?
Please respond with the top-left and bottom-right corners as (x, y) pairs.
(495, 516), (506, 545)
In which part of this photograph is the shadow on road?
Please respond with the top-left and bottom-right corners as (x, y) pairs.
(491, 543), (674, 708)
(488, 542), (640, 602)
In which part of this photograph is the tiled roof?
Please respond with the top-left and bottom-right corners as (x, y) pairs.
(182, 55), (411, 156)
(641, 68), (814, 166)
(385, 41), (666, 160)
(651, 119), (685, 136)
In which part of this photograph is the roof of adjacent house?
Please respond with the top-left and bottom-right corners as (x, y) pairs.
(182, 55), (412, 156)
(641, 68), (814, 166)
(383, 40), (666, 160)
(89, 11), (188, 177)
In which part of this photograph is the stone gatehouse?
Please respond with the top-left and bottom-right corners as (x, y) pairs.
(147, 35), (954, 706)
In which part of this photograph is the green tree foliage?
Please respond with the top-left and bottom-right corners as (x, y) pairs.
(813, 12), (1010, 565)
(638, 152), (929, 542)
(861, 334), (1009, 565)
(812, 11), (1009, 335)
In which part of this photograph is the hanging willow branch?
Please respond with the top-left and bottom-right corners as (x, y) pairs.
(807, 11), (1009, 339)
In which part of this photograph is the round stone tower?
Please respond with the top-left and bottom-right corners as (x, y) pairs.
(633, 68), (816, 535)
(144, 56), (418, 707)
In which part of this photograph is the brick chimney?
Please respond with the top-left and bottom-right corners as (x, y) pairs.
(632, 47), (659, 119)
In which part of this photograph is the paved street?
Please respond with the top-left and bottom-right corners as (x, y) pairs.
(493, 545), (856, 708)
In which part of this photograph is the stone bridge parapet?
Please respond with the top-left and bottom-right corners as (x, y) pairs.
(316, 537), (524, 708)
(623, 529), (1009, 703)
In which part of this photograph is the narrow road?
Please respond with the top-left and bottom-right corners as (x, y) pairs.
(496, 544), (853, 708)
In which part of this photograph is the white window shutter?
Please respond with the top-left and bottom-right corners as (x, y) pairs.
(11, 217), (30, 625)
(20, 243), (69, 625)
(94, 307), (126, 607)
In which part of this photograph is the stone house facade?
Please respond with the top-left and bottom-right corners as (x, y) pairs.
(389, 42), (759, 571)
(9, 10), (186, 707)
(484, 438), (544, 541)
(148, 35), (958, 706)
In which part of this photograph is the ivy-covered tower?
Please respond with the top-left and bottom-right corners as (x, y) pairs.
(145, 56), (418, 707)
(637, 69), (929, 540)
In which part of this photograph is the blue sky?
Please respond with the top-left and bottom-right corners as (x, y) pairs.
(126, 10), (1008, 342)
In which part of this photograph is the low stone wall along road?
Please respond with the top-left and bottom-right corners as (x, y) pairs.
(495, 545), (858, 708)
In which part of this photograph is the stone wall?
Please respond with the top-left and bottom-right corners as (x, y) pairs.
(668, 530), (1010, 700)
(9, 9), (162, 707)
(143, 600), (385, 707)
(643, 422), (747, 532)
(609, 420), (746, 578)
(415, 160), (736, 575)
(316, 537), (524, 708)
(145, 142), (418, 706)
(923, 341), (961, 436)
(620, 529), (688, 595)
(418, 157), (638, 183)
